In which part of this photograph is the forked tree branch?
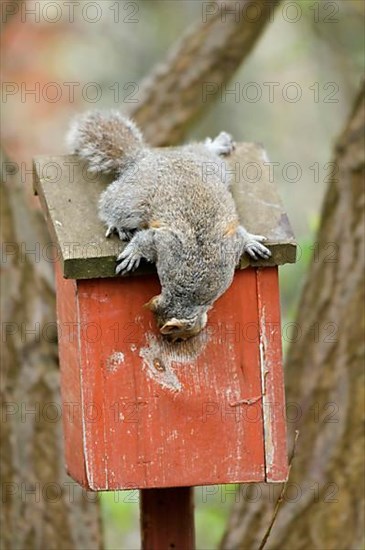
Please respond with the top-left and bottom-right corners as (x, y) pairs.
(128, 0), (282, 145)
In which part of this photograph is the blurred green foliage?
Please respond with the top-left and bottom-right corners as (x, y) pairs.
(101, 486), (231, 550)
(3, 0), (363, 547)
(102, 491), (140, 549)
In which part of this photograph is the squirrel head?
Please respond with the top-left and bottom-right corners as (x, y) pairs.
(144, 294), (209, 342)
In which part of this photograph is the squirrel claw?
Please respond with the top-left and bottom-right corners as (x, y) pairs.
(244, 234), (272, 260)
(118, 229), (134, 241)
(116, 256), (141, 275)
(106, 226), (134, 241)
(116, 243), (141, 274)
(105, 226), (115, 238)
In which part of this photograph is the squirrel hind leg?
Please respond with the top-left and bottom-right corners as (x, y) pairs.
(237, 226), (272, 260)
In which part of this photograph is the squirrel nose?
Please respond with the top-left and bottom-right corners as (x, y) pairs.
(164, 331), (197, 343)
(159, 318), (187, 335)
(160, 323), (204, 342)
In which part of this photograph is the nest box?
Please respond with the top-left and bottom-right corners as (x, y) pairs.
(33, 143), (296, 491)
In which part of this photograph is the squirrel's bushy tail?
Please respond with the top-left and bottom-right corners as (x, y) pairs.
(66, 110), (144, 173)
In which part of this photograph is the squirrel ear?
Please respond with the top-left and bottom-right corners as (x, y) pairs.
(143, 295), (161, 312)
(160, 318), (189, 334)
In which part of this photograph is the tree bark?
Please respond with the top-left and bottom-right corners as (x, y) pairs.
(220, 83), (365, 550)
(0, 155), (103, 550)
(128, 0), (281, 146)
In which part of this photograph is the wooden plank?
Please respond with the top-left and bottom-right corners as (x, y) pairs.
(140, 487), (195, 550)
(33, 157), (119, 279)
(33, 145), (296, 279)
(73, 269), (267, 490)
(256, 267), (288, 482)
(228, 143), (296, 269)
(55, 262), (88, 487)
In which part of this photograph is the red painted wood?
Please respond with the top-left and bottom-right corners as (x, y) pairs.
(55, 262), (88, 486)
(256, 267), (288, 482)
(140, 487), (195, 550)
(56, 266), (288, 490)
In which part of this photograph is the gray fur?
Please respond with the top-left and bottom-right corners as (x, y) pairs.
(67, 110), (271, 340)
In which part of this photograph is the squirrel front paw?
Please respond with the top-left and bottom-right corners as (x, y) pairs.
(205, 132), (236, 156)
(116, 241), (142, 275)
(105, 225), (134, 241)
(243, 234), (272, 260)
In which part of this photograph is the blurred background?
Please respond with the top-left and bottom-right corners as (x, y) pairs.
(1, 1), (364, 548)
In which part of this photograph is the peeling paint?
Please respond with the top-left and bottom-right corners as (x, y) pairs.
(137, 331), (210, 392)
(229, 395), (262, 407)
(76, 297), (95, 489)
(259, 303), (275, 469)
(167, 430), (178, 441)
(106, 351), (125, 372)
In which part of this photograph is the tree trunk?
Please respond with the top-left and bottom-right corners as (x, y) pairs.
(128, 0), (281, 146)
(220, 84), (365, 550)
(0, 155), (103, 550)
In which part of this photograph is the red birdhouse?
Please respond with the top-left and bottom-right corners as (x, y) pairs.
(34, 143), (296, 546)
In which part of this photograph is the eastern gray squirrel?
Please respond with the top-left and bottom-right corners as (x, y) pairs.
(67, 111), (271, 341)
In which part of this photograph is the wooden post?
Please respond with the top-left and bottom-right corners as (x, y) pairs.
(140, 487), (195, 550)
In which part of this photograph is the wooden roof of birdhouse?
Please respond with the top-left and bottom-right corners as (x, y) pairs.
(33, 143), (296, 279)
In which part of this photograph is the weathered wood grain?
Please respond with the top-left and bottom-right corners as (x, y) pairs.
(56, 265), (288, 490)
(140, 487), (195, 550)
(34, 145), (296, 280)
